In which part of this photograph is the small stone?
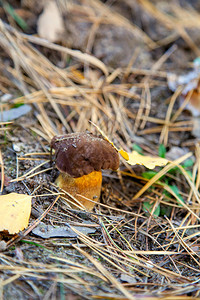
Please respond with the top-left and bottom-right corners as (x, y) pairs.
(13, 144), (21, 152)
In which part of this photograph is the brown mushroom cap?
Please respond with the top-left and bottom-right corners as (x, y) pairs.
(51, 132), (119, 177)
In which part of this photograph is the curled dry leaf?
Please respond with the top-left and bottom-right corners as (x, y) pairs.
(0, 193), (32, 234)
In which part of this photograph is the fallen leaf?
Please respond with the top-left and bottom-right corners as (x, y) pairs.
(123, 150), (168, 169)
(0, 104), (32, 122)
(32, 222), (96, 238)
(92, 123), (168, 169)
(0, 193), (32, 234)
(37, 1), (64, 43)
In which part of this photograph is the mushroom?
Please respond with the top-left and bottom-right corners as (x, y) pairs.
(51, 132), (119, 210)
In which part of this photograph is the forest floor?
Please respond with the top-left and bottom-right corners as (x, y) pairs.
(1, 0), (200, 299)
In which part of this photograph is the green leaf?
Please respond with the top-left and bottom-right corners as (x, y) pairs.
(158, 144), (166, 158)
(21, 240), (51, 251)
(160, 205), (172, 217)
(132, 144), (143, 155)
(167, 166), (179, 175)
(168, 185), (184, 206)
(185, 170), (193, 178)
(142, 201), (160, 217)
(142, 171), (165, 181)
(165, 159), (194, 177)
(164, 178), (169, 185)
(183, 159), (194, 168)
(13, 103), (24, 108)
(142, 171), (157, 179)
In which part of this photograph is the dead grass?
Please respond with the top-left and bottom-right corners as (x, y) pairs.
(0, 0), (200, 299)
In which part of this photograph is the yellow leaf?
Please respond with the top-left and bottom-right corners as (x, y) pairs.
(0, 193), (32, 234)
(92, 123), (168, 169)
(124, 151), (168, 169)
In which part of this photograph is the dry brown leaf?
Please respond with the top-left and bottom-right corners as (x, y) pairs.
(0, 193), (32, 234)
(37, 1), (65, 43)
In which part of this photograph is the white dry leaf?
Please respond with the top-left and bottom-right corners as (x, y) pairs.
(37, 1), (65, 43)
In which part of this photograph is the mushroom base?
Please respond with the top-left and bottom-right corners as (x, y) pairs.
(56, 171), (102, 211)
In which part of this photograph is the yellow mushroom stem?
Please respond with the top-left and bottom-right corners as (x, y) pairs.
(56, 171), (102, 211)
